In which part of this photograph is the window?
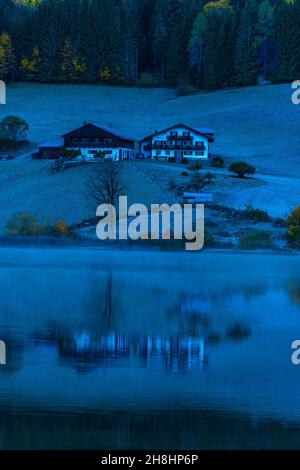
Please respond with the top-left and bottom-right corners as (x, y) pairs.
(183, 131), (190, 138)
(195, 151), (204, 156)
(104, 138), (113, 145)
(196, 141), (205, 149)
(156, 150), (161, 156)
(170, 130), (178, 137)
(166, 151), (170, 156)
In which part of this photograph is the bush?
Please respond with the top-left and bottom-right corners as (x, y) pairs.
(181, 157), (189, 164)
(0, 116), (29, 142)
(211, 156), (224, 168)
(168, 156), (176, 163)
(241, 204), (271, 222)
(287, 205), (300, 248)
(0, 137), (17, 151)
(5, 213), (73, 238)
(168, 178), (177, 191)
(238, 230), (273, 249)
(181, 171), (189, 177)
(53, 220), (73, 237)
(229, 161), (256, 178)
(189, 161), (202, 174)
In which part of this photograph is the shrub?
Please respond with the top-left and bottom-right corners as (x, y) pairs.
(287, 205), (300, 248)
(168, 156), (176, 163)
(181, 171), (189, 177)
(229, 161), (256, 178)
(211, 156), (224, 168)
(242, 204), (271, 222)
(5, 213), (51, 237)
(0, 116), (29, 142)
(0, 137), (17, 151)
(168, 178), (177, 191)
(5, 213), (73, 238)
(54, 220), (73, 237)
(238, 230), (273, 249)
(189, 160), (202, 174)
(181, 157), (189, 164)
(60, 147), (81, 160)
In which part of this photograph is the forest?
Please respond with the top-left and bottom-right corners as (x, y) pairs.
(0, 0), (299, 91)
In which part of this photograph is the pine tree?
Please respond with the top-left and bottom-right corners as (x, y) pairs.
(273, 0), (300, 81)
(189, 12), (207, 86)
(255, 0), (277, 79)
(0, 32), (15, 81)
(235, 0), (258, 85)
(203, 2), (236, 89)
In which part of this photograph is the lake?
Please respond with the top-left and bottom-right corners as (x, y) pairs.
(0, 248), (300, 450)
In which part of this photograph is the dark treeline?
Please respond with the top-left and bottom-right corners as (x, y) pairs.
(0, 0), (299, 91)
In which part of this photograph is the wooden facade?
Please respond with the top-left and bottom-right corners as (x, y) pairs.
(35, 123), (136, 160)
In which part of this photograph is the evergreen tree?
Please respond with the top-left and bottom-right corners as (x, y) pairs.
(189, 12), (207, 86)
(235, 0), (258, 85)
(255, 0), (277, 79)
(0, 0), (299, 90)
(0, 32), (15, 81)
(273, 0), (300, 81)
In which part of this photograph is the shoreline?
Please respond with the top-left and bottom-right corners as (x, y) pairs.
(0, 236), (297, 256)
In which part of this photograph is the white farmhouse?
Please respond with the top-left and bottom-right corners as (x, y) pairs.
(139, 123), (214, 161)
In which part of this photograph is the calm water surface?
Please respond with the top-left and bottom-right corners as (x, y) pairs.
(0, 248), (300, 449)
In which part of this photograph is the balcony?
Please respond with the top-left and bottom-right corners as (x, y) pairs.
(167, 134), (194, 141)
(144, 143), (205, 151)
(67, 142), (116, 149)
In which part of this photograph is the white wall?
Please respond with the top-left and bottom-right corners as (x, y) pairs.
(68, 147), (133, 161)
(142, 127), (210, 160)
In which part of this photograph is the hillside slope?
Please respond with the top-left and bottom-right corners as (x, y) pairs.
(1, 82), (298, 176)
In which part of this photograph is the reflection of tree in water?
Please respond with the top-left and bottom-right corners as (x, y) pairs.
(83, 271), (115, 331)
(168, 292), (252, 343)
(287, 279), (300, 307)
(167, 295), (211, 337)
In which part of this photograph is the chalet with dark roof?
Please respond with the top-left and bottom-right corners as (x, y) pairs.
(34, 123), (136, 160)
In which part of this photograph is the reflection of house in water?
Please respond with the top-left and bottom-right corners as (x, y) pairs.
(56, 331), (206, 374)
(135, 335), (206, 374)
(59, 331), (129, 362)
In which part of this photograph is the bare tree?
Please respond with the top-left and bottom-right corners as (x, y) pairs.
(87, 161), (125, 207)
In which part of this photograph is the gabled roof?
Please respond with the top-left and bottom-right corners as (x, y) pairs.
(140, 123), (214, 143)
(62, 123), (136, 142)
(39, 139), (64, 148)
